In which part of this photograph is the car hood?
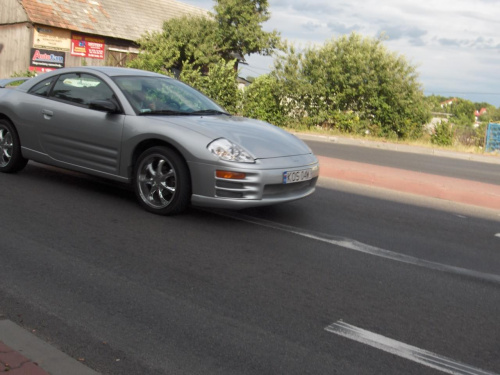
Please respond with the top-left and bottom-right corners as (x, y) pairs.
(161, 115), (313, 159)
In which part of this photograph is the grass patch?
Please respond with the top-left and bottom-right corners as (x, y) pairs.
(284, 123), (498, 156)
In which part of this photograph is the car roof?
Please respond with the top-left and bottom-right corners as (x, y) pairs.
(0, 77), (31, 88)
(81, 66), (167, 78)
(15, 67), (171, 92)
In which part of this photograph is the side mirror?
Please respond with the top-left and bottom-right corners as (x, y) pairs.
(89, 99), (119, 113)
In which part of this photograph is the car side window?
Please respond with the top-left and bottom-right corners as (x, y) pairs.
(50, 73), (116, 108)
(28, 77), (56, 97)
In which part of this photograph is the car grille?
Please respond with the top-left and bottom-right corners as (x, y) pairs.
(215, 179), (257, 199)
(215, 175), (317, 200)
(262, 177), (318, 198)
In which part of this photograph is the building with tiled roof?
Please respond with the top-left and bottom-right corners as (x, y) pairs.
(440, 98), (458, 108)
(474, 108), (487, 122)
(0, 0), (209, 76)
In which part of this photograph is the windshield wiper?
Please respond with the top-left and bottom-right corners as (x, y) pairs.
(188, 109), (231, 116)
(138, 110), (188, 116)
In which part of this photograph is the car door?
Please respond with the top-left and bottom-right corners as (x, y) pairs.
(39, 72), (125, 175)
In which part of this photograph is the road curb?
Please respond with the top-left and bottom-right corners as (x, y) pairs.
(0, 319), (100, 375)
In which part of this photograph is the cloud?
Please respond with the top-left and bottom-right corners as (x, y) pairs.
(437, 38), (463, 47)
(302, 21), (322, 32)
(437, 36), (500, 50)
(175, 0), (500, 105)
(279, 1), (348, 17)
(327, 21), (360, 35)
(377, 25), (427, 46)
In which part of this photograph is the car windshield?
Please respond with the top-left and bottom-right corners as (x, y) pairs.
(113, 76), (228, 116)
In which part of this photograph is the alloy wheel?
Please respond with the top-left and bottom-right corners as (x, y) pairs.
(0, 127), (13, 167)
(137, 154), (177, 209)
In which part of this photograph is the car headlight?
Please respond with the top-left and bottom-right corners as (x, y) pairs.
(207, 138), (255, 163)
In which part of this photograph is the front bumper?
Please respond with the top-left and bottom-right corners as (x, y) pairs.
(188, 154), (319, 209)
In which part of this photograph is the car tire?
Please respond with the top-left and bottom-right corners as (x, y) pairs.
(133, 146), (191, 215)
(0, 119), (28, 173)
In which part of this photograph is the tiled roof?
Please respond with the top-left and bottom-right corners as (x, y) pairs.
(19, 0), (209, 41)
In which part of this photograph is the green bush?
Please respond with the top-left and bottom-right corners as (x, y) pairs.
(180, 59), (241, 114)
(431, 121), (453, 146)
(272, 33), (431, 139)
(10, 70), (36, 78)
(454, 124), (486, 147)
(241, 75), (285, 126)
(303, 110), (363, 133)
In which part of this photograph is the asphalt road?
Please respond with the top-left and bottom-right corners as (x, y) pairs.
(307, 139), (500, 185)
(0, 142), (499, 375)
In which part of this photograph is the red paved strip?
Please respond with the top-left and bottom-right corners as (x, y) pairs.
(318, 155), (500, 210)
(0, 341), (50, 375)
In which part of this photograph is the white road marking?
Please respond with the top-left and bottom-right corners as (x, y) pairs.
(495, 233), (500, 238)
(214, 211), (500, 285)
(325, 321), (499, 375)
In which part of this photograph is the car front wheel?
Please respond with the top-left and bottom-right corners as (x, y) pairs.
(134, 146), (191, 215)
(0, 119), (28, 173)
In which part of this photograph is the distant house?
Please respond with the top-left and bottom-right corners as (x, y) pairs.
(440, 98), (458, 108)
(237, 76), (252, 91)
(0, 0), (208, 77)
(474, 108), (487, 122)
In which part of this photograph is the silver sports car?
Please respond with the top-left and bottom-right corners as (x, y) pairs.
(0, 67), (319, 215)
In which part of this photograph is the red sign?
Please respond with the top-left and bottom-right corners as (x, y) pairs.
(71, 34), (105, 59)
(29, 66), (57, 74)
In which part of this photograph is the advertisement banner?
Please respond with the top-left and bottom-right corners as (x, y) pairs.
(71, 34), (105, 59)
(30, 48), (65, 70)
(33, 26), (71, 51)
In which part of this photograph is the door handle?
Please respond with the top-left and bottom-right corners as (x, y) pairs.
(42, 109), (53, 119)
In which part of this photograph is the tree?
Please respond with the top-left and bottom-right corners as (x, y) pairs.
(474, 102), (492, 111)
(272, 33), (431, 139)
(425, 95), (451, 112)
(180, 58), (241, 113)
(431, 121), (453, 146)
(241, 74), (284, 125)
(450, 98), (475, 126)
(486, 107), (500, 123)
(128, 15), (219, 73)
(213, 0), (282, 61)
(129, 0), (282, 74)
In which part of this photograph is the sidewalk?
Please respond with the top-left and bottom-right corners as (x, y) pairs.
(0, 341), (50, 375)
(297, 133), (500, 211)
(317, 155), (500, 210)
(0, 319), (99, 375)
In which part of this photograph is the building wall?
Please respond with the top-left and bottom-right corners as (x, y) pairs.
(0, 1), (141, 77)
(1, 0), (29, 24)
(105, 39), (139, 67)
(64, 38), (138, 68)
(1, 0), (203, 76)
(0, 23), (33, 77)
(0, 0), (32, 77)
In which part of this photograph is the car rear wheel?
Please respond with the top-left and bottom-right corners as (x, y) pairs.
(134, 146), (191, 215)
(0, 119), (28, 173)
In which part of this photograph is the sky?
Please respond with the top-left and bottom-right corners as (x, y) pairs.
(180, 0), (500, 107)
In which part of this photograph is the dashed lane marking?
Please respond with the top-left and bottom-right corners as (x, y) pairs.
(213, 210), (500, 285)
(325, 321), (499, 375)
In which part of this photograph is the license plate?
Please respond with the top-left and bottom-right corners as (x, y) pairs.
(283, 168), (313, 184)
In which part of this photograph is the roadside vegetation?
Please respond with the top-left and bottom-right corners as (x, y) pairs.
(113, 0), (500, 153)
